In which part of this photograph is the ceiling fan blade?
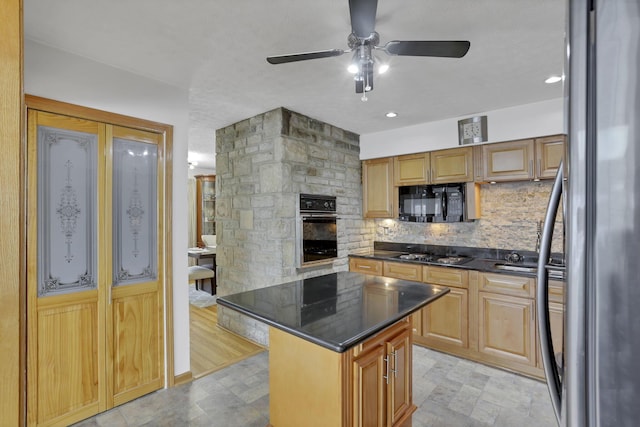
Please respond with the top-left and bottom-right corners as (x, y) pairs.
(349, 0), (378, 39)
(266, 49), (345, 64)
(384, 40), (470, 58)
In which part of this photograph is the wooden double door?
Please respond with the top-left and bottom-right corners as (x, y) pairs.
(26, 103), (167, 426)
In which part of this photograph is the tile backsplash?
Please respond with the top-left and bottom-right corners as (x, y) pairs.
(374, 180), (564, 253)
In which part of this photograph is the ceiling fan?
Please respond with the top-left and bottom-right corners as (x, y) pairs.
(266, 0), (470, 100)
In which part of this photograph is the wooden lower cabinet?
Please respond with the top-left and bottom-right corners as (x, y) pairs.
(268, 319), (415, 427)
(538, 280), (565, 369)
(417, 266), (470, 351)
(352, 319), (415, 427)
(383, 261), (422, 282)
(350, 257), (383, 275)
(349, 258), (548, 379)
(421, 287), (469, 348)
(478, 292), (536, 367)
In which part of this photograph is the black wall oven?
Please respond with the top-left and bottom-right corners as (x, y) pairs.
(296, 194), (338, 267)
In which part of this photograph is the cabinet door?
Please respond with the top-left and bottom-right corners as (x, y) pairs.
(388, 329), (413, 426)
(350, 257), (383, 275)
(394, 153), (430, 185)
(383, 261), (422, 282)
(422, 287), (469, 348)
(482, 139), (535, 182)
(535, 135), (565, 179)
(430, 147), (473, 184)
(478, 292), (536, 366)
(363, 157), (394, 218)
(352, 345), (386, 427)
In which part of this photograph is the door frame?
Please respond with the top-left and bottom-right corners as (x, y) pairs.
(24, 95), (176, 397)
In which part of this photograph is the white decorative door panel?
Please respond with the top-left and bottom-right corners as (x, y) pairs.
(37, 126), (98, 296)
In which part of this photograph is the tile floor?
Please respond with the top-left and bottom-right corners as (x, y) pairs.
(73, 346), (557, 427)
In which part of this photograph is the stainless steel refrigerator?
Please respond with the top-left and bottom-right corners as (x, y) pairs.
(536, 1), (640, 426)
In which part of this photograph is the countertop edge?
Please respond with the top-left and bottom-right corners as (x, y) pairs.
(218, 286), (450, 353)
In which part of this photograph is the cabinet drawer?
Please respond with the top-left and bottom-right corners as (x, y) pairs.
(351, 317), (410, 358)
(479, 272), (535, 298)
(383, 261), (422, 282)
(349, 258), (383, 275)
(423, 266), (468, 288)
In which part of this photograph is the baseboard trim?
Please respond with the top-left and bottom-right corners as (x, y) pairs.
(173, 371), (193, 386)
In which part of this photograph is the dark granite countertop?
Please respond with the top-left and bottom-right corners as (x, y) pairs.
(217, 271), (450, 353)
(349, 242), (566, 280)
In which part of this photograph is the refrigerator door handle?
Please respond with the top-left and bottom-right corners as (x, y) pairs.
(537, 163), (563, 424)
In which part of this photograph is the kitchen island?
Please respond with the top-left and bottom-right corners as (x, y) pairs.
(218, 271), (449, 427)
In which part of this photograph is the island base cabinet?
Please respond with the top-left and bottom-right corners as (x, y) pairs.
(352, 319), (415, 427)
(267, 319), (415, 427)
(268, 327), (349, 427)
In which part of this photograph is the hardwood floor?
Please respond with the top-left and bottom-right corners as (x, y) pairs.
(190, 304), (265, 379)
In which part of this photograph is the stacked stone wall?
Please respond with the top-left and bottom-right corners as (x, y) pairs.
(215, 107), (374, 345)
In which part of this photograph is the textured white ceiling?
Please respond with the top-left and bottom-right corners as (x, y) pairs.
(23, 0), (565, 170)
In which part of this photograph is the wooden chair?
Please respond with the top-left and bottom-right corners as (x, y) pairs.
(188, 265), (216, 295)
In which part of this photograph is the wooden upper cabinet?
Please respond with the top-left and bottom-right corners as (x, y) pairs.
(473, 145), (484, 182)
(394, 153), (430, 185)
(430, 147), (474, 184)
(482, 139), (535, 182)
(393, 147), (473, 186)
(481, 134), (566, 182)
(535, 135), (565, 179)
(363, 157), (394, 218)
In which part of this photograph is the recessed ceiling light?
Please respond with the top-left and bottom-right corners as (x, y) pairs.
(545, 75), (563, 84)
(385, 111), (398, 118)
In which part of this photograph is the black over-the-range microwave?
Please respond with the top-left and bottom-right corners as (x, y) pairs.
(398, 182), (478, 223)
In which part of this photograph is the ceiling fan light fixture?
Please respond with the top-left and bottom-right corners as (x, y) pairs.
(378, 63), (389, 74)
(347, 63), (359, 74)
